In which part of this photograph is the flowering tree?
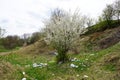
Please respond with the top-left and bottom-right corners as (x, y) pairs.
(44, 9), (87, 63)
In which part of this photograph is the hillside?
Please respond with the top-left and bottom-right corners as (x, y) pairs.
(0, 26), (120, 80)
(15, 26), (120, 55)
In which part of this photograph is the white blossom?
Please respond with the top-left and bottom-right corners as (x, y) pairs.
(44, 9), (87, 62)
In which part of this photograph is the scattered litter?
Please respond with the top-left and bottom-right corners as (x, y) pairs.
(71, 58), (78, 61)
(33, 63), (47, 68)
(25, 65), (30, 67)
(58, 61), (63, 64)
(85, 58), (88, 61)
(90, 54), (94, 56)
(83, 75), (88, 78)
(22, 72), (25, 75)
(52, 74), (55, 76)
(54, 52), (58, 55)
(70, 63), (78, 68)
(22, 78), (26, 80)
(83, 64), (86, 67)
(76, 74), (79, 77)
(33, 63), (38, 67)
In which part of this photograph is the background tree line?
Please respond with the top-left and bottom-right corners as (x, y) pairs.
(0, 30), (41, 50)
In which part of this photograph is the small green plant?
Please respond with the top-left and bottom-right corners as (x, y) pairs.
(104, 64), (116, 71)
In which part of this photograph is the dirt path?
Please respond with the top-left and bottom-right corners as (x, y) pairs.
(0, 52), (11, 56)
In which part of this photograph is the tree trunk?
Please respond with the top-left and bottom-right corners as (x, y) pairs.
(56, 50), (69, 64)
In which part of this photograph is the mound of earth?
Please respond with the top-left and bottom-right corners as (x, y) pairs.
(82, 26), (120, 51)
(0, 61), (16, 79)
(17, 39), (54, 55)
(104, 53), (120, 80)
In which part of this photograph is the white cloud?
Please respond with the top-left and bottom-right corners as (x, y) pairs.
(0, 0), (116, 36)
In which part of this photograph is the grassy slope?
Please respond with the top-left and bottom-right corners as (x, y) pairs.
(0, 42), (120, 80)
(0, 26), (120, 80)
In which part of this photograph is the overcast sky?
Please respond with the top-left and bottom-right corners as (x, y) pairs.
(0, 0), (115, 36)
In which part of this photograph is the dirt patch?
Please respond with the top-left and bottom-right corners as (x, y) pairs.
(104, 53), (120, 72)
(98, 28), (120, 49)
(104, 54), (120, 63)
(0, 52), (11, 56)
(17, 39), (53, 55)
(113, 72), (120, 80)
(0, 61), (15, 78)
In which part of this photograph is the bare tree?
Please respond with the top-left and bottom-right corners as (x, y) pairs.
(86, 17), (95, 27)
(114, 0), (120, 22)
(0, 27), (5, 38)
(102, 4), (115, 26)
(44, 9), (87, 63)
(22, 33), (31, 46)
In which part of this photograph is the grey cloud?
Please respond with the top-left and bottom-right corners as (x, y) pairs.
(28, 12), (42, 19)
(0, 19), (9, 24)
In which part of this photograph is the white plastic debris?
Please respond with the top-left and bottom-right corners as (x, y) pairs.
(52, 74), (55, 76)
(70, 63), (78, 68)
(83, 64), (86, 67)
(22, 72), (25, 75)
(83, 75), (88, 78)
(44, 63), (47, 66)
(33, 63), (48, 68)
(22, 78), (26, 80)
(25, 65), (30, 67)
(90, 54), (94, 56)
(58, 61), (63, 64)
(76, 74), (79, 77)
(54, 52), (58, 55)
(33, 63), (38, 67)
(71, 58), (77, 61)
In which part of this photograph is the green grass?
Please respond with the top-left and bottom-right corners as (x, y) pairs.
(85, 20), (120, 35)
(104, 64), (116, 71)
(0, 46), (20, 52)
(0, 49), (10, 52)
(0, 45), (10, 52)
(0, 43), (120, 80)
